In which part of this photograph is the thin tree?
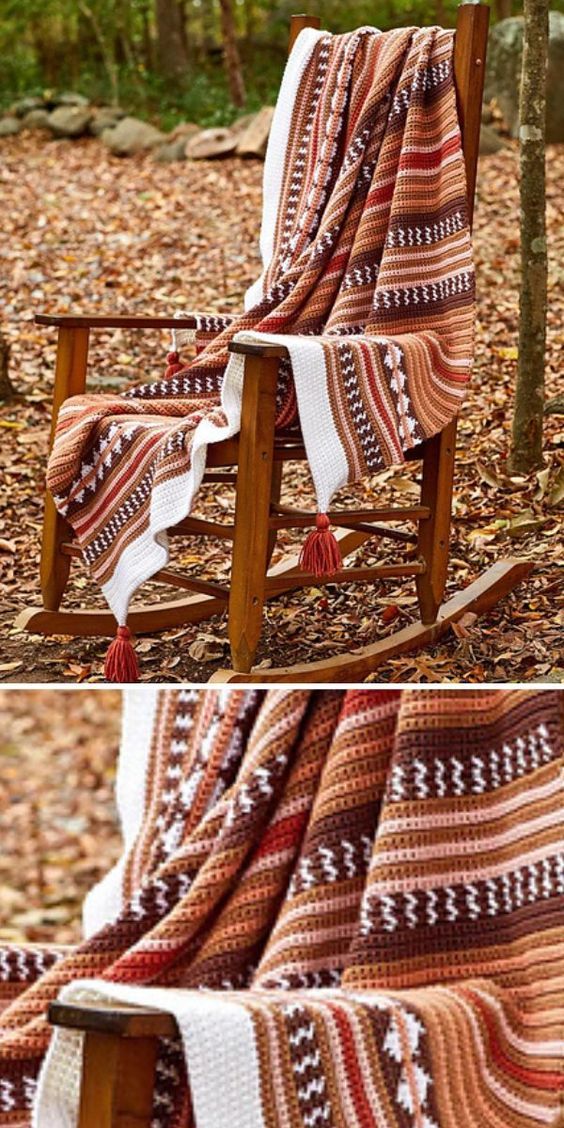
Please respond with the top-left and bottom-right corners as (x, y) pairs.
(155, 0), (189, 78)
(77, 0), (121, 104)
(495, 0), (512, 20)
(0, 330), (14, 402)
(510, 0), (549, 473)
(219, 0), (246, 108)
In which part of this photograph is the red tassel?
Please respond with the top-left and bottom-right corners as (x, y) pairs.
(299, 513), (342, 578)
(164, 351), (184, 379)
(104, 626), (139, 683)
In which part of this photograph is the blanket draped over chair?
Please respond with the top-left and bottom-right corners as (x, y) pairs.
(0, 688), (562, 1127)
(45, 23), (475, 672)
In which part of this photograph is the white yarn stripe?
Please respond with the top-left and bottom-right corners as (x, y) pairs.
(245, 27), (326, 311)
(35, 981), (265, 1128)
(101, 353), (246, 625)
(82, 688), (159, 937)
(228, 331), (350, 513)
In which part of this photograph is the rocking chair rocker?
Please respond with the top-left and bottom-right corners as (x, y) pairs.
(16, 4), (532, 684)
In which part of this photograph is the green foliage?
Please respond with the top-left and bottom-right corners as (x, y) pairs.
(3, 0), (562, 127)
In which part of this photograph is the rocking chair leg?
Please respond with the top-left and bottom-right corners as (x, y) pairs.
(416, 419), (456, 625)
(267, 461), (283, 565)
(79, 1029), (159, 1128)
(229, 355), (279, 673)
(40, 326), (90, 611)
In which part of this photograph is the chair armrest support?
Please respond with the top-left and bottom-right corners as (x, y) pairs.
(49, 1001), (177, 1128)
(36, 314), (199, 330)
(49, 1000), (177, 1039)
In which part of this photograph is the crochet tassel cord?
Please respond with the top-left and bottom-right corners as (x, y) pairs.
(0, 689), (562, 1127)
(45, 24), (475, 636)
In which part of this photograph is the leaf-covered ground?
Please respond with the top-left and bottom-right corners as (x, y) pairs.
(0, 133), (562, 684)
(0, 689), (121, 944)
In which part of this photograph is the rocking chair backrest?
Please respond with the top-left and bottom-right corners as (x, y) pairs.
(288, 3), (489, 229)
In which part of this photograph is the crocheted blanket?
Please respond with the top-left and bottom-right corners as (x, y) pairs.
(0, 689), (562, 1127)
(46, 24), (475, 654)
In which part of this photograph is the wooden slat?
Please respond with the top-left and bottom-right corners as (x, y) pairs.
(337, 522), (416, 543)
(269, 504), (430, 529)
(201, 472), (238, 484)
(168, 516), (235, 540)
(265, 562), (425, 596)
(153, 568), (229, 600)
(35, 314), (199, 329)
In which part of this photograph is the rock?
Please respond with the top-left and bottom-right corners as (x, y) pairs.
(52, 91), (90, 108)
(102, 115), (166, 155)
(20, 108), (51, 131)
(0, 116), (21, 137)
(153, 138), (188, 162)
(48, 105), (92, 138)
(168, 121), (199, 142)
(230, 112), (256, 136)
(10, 96), (44, 118)
(485, 11), (564, 143)
(236, 106), (274, 158)
(89, 106), (127, 136)
(186, 127), (237, 160)
(479, 123), (508, 155)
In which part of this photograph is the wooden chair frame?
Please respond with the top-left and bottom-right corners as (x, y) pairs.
(16, 4), (531, 683)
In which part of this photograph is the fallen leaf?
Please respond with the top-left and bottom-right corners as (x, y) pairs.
(188, 634), (226, 662)
(494, 346), (518, 360)
(546, 464), (564, 508)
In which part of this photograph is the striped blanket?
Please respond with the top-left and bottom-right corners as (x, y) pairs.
(0, 689), (562, 1126)
(45, 25), (475, 671)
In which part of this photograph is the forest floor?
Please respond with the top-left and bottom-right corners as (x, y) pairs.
(0, 689), (122, 944)
(0, 133), (562, 684)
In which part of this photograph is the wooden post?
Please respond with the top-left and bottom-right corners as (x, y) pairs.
(229, 355), (278, 672)
(227, 12), (319, 671)
(49, 1001), (176, 1128)
(40, 326), (89, 610)
(416, 1), (489, 624)
(79, 1030), (159, 1128)
(288, 13), (321, 52)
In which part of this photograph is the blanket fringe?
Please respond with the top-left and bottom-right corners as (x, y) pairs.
(104, 626), (139, 683)
(164, 351), (184, 379)
(299, 514), (342, 578)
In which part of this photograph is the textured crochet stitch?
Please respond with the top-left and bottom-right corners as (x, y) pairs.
(0, 688), (562, 1126)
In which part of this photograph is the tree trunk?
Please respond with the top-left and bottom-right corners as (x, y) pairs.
(77, 0), (120, 104)
(218, 0), (246, 107)
(495, 0), (512, 20)
(510, 0), (548, 474)
(0, 331), (15, 402)
(155, 0), (189, 78)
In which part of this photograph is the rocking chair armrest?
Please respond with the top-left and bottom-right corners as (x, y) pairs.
(35, 314), (200, 330)
(229, 339), (289, 360)
(49, 1000), (177, 1039)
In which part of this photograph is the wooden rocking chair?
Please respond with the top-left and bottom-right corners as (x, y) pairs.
(16, 4), (532, 684)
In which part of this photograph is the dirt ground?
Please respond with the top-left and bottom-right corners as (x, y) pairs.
(0, 133), (562, 684)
